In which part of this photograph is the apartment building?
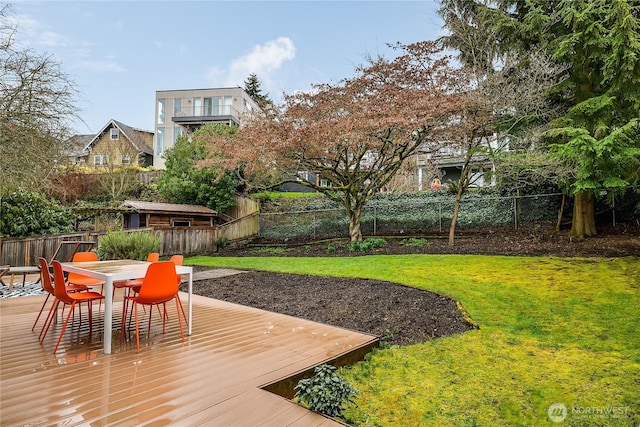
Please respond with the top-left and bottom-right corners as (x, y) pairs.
(153, 87), (260, 168)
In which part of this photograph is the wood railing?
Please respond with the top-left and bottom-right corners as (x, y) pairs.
(215, 212), (260, 243)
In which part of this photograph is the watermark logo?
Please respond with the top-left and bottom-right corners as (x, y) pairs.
(548, 403), (631, 423)
(548, 403), (568, 423)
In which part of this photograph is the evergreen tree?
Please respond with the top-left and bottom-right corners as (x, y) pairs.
(243, 73), (273, 110)
(439, 0), (640, 238)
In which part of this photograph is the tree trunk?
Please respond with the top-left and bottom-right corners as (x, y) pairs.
(570, 191), (597, 239)
(556, 193), (566, 232)
(347, 207), (363, 242)
(448, 182), (464, 247)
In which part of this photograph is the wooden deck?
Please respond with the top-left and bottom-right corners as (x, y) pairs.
(0, 291), (378, 426)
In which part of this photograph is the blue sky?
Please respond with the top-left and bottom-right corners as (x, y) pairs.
(10, 1), (444, 134)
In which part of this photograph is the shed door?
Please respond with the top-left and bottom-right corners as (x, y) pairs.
(130, 213), (140, 229)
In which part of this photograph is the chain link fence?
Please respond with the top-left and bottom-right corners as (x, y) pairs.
(259, 193), (565, 241)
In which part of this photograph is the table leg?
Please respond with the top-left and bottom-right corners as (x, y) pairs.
(103, 277), (113, 354)
(188, 271), (192, 335)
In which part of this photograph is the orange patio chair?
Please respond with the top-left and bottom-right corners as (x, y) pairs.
(169, 255), (188, 325)
(32, 257), (89, 337)
(113, 252), (159, 300)
(41, 261), (105, 353)
(128, 254), (186, 325)
(123, 261), (185, 353)
(67, 251), (105, 308)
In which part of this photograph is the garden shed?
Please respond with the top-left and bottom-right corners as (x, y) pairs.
(122, 200), (217, 229)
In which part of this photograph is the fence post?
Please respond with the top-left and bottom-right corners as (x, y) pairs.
(373, 206), (377, 236)
(513, 196), (518, 230)
(439, 202), (442, 233)
(313, 212), (316, 241)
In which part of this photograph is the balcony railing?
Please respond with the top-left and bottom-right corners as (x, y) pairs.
(170, 105), (242, 126)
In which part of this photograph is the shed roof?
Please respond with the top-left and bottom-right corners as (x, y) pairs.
(123, 200), (217, 216)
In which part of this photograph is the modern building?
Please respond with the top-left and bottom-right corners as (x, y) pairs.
(153, 87), (261, 168)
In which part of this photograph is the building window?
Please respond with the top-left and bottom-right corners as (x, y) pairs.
(320, 179), (332, 187)
(172, 219), (191, 227)
(193, 97), (202, 116)
(223, 96), (232, 114)
(110, 128), (119, 140)
(156, 128), (165, 156)
(121, 154), (131, 165)
(94, 155), (109, 165)
(158, 98), (166, 124)
(174, 98), (182, 116)
(174, 126), (183, 143)
(204, 97), (214, 116)
(203, 96), (233, 116)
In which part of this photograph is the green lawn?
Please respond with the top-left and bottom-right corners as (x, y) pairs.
(186, 254), (640, 426)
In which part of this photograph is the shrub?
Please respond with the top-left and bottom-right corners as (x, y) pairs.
(0, 190), (75, 238)
(294, 364), (358, 420)
(348, 237), (386, 252)
(214, 236), (229, 249)
(97, 231), (160, 260)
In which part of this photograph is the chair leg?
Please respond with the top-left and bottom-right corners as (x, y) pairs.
(32, 294), (51, 331)
(40, 299), (61, 343)
(147, 306), (153, 338)
(134, 303), (141, 353)
(53, 301), (76, 353)
(175, 297), (185, 341)
(87, 300), (93, 336)
(176, 294), (188, 326)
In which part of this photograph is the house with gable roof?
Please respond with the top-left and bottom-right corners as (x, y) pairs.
(65, 119), (154, 168)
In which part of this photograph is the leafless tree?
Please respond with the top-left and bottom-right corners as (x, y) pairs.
(0, 5), (80, 196)
(446, 51), (567, 246)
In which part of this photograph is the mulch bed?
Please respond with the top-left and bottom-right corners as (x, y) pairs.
(185, 223), (639, 346)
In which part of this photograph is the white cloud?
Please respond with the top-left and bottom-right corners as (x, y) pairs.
(206, 37), (296, 90)
(12, 12), (125, 74)
(11, 14), (71, 48)
(75, 59), (125, 73)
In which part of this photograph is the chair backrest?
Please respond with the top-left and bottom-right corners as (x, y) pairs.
(147, 253), (160, 262)
(51, 261), (74, 304)
(169, 255), (183, 285)
(38, 257), (54, 295)
(136, 261), (179, 305)
(72, 252), (99, 262)
(67, 252), (99, 283)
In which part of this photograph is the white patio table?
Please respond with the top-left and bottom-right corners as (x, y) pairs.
(60, 259), (193, 354)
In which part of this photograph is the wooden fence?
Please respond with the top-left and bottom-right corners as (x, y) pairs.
(0, 228), (220, 267)
(215, 212), (260, 244)
(223, 194), (260, 220)
(0, 233), (96, 268)
(1, 194), (263, 267)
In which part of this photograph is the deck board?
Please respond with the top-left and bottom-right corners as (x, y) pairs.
(0, 292), (377, 426)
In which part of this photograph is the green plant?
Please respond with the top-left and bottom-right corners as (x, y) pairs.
(294, 364), (358, 420)
(348, 237), (386, 252)
(158, 124), (239, 211)
(214, 236), (229, 249)
(250, 246), (289, 254)
(401, 237), (428, 247)
(327, 244), (336, 254)
(97, 230), (160, 260)
(0, 190), (75, 238)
